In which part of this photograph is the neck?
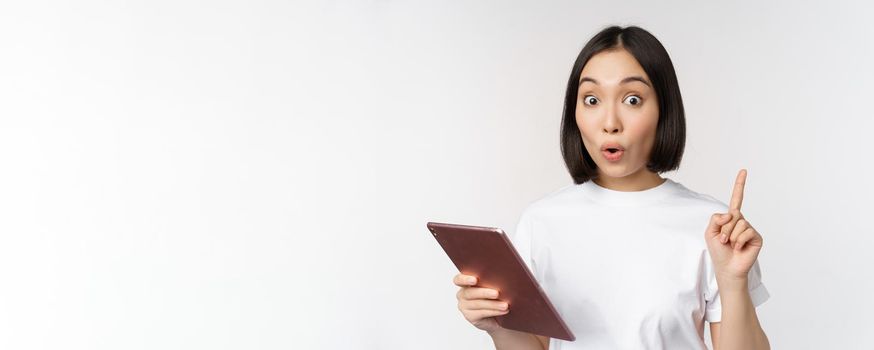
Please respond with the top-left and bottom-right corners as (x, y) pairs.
(592, 169), (665, 192)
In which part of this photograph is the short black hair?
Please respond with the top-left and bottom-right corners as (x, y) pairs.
(560, 25), (686, 184)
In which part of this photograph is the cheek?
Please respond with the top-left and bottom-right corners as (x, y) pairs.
(575, 109), (596, 146)
(644, 106), (659, 136)
(630, 109), (660, 150)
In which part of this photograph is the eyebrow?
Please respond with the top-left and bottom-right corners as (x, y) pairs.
(578, 76), (651, 88)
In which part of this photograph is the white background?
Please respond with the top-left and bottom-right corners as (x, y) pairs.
(1, 1), (872, 349)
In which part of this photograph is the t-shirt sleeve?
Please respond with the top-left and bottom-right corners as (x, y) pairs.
(508, 209), (536, 275)
(703, 254), (771, 323)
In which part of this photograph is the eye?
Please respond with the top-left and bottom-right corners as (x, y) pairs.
(623, 95), (642, 106)
(583, 95), (599, 106)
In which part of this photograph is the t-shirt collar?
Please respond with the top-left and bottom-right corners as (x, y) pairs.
(578, 177), (680, 206)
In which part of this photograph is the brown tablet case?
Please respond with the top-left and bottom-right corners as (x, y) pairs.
(427, 221), (575, 341)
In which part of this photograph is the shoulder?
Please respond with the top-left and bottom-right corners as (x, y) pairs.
(669, 180), (730, 213)
(519, 183), (580, 219)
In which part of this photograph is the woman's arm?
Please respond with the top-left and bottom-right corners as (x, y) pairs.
(487, 328), (547, 350)
(709, 277), (770, 350)
(535, 335), (549, 349)
(703, 170), (770, 350)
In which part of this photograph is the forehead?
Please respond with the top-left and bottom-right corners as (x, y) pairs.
(579, 48), (649, 84)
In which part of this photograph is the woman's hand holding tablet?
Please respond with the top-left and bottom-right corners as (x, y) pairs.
(452, 272), (508, 333)
(428, 221), (575, 342)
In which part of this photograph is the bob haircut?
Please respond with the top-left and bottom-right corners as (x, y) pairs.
(560, 25), (686, 184)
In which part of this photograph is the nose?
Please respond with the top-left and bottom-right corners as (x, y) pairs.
(602, 104), (622, 134)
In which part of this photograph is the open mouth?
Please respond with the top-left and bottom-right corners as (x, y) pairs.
(601, 148), (624, 161)
(600, 142), (625, 162)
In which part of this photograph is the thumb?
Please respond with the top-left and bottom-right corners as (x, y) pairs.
(705, 213), (732, 239)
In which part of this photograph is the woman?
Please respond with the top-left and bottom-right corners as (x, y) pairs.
(452, 25), (771, 349)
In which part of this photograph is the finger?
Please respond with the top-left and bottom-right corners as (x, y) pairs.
(463, 299), (509, 311)
(729, 168), (747, 211)
(728, 218), (750, 247)
(465, 308), (510, 322)
(462, 287), (500, 300)
(453, 274), (477, 287)
(719, 209), (743, 243)
(706, 213), (733, 239)
(733, 227), (758, 252)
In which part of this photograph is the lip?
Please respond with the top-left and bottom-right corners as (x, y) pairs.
(600, 142), (626, 162)
(602, 149), (624, 162)
(600, 142), (626, 152)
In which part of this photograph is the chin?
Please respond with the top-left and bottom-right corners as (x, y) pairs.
(597, 164), (643, 178)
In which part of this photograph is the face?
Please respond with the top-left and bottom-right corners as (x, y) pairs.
(576, 48), (660, 181)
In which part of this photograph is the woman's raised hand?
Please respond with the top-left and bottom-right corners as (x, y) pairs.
(704, 169), (765, 282)
(453, 273), (510, 333)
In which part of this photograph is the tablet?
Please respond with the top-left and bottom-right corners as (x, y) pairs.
(427, 221), (575, 341)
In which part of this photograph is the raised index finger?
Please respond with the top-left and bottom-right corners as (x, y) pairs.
(729, 168), (747, 211)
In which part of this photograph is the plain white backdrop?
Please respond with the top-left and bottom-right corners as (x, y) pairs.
(1, 0), (872, 349)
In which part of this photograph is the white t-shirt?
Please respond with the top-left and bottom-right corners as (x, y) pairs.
(509, 177), (770, 350)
